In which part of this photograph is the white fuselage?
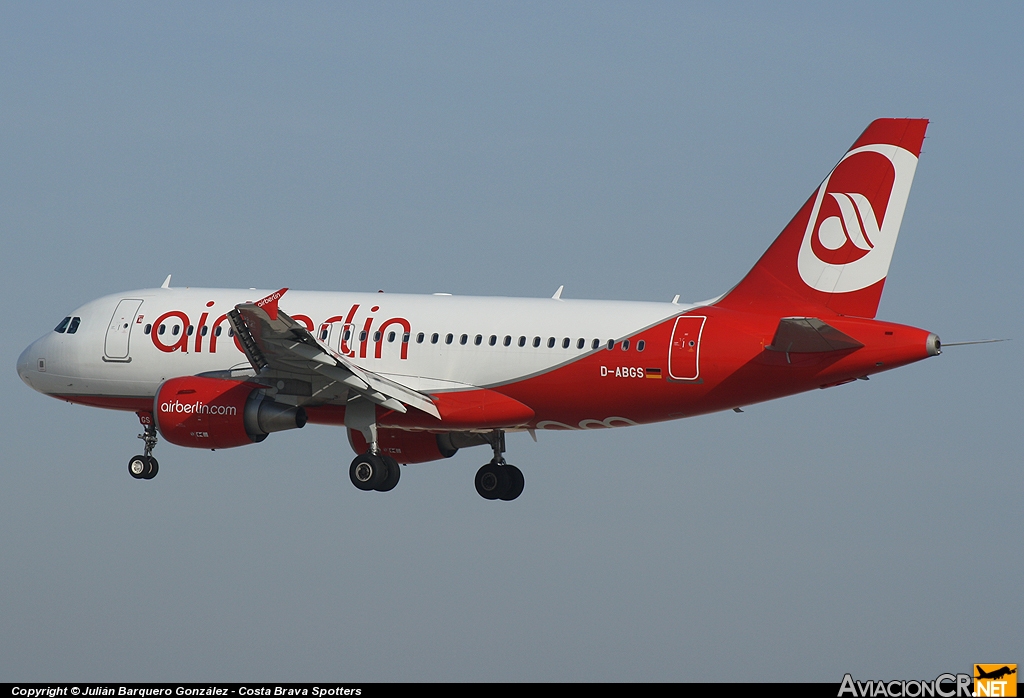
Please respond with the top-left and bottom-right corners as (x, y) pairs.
(18, 286), (693, 403)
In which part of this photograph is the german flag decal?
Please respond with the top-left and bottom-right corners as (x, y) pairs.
(646, 368), (662, 379)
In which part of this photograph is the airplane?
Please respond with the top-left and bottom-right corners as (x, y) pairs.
(975, 666), (1017, 681)
(17, 118), (941, 501)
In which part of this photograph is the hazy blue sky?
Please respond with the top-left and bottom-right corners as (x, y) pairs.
(2, 2), (1021, 682)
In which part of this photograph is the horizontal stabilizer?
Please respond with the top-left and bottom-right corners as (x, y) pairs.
(767, 317), (864, 353)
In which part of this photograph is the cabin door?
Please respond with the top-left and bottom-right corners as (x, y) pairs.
(668, 315), (706, 380)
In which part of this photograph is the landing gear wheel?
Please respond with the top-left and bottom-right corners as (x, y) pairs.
(129, 455), (148, 480)
(475, 462), (510, 500)
(500, 464), (524, 501)
(128, 456), (158, 480)
(376, 455), (401, 492)
(350, 453), (387, 491)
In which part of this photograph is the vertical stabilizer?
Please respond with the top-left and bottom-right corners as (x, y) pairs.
(716, 119), (928, 318)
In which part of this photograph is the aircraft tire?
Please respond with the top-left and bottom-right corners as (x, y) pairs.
(376, 455), (401, 492)
(350, 453), (386, 491)
(500, 464), (524, 501)
(129, 456), (149, 480)
(144, 457), (159, 479)
(475, 462), (510, 500)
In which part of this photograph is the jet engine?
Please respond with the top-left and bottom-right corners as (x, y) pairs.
(347, 428), (494, 464)
(155, 376), (306, 449)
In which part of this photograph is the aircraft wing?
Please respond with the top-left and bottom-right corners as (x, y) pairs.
(225, 289), (441, 419)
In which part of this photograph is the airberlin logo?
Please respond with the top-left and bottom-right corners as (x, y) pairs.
(797, 143), (919, 294)
(160, 399), (237, 416)
(816, 192), (881, 258)
(149, 301), (410, 361)
(256, 290), (283, 308)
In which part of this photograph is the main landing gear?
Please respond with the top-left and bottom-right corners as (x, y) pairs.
(345, 423), (524, 500)
(346, 397), (401, 493)
(129, 417), (159, 480)
(474, 430), (524, 501)
(349, 452), (401, 492)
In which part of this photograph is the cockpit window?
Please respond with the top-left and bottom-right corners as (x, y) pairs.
(54, 317), (71, 333)
(67, 317), (81, 334)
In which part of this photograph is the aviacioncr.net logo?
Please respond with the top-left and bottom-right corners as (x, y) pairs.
(838, 673), (973, 698)
(797, 143), (919, 294)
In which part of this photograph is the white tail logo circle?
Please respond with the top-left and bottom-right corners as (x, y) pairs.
(797, 144), (918, 294)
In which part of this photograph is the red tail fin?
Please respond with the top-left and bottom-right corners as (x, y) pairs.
(716, 119), (928, 318)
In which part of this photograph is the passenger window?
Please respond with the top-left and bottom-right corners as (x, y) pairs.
(172, 325), (180, 336)
(416, 332), (425, 343)
(431, 333), (439, 344)
(373, 331), (382, 342)
(229, 329), (235, 338)
(159, 325), (166, 335)
(320, 328), (329, 340)
(144, 324), (152, 335)
(403, 332), (410, 343)
(67, 317), (81, 334)
(359, 331), (367, 342)
(186, 325), (194, 336)
(547, 337), (555, 348)
(344, 329), (351, 340)
(215, 326), (222, 337)
(201, 326), (208, 337)
(460, 334), (468, 345)
(518, 336), (526, 347)
(562, 337), (570, 349)
(54, 317), (71, 333)
(489, 335), (497, 346)
(445, 334), (454, 345)
(577, 338), (585, 349)
(474, 334), (482, 346)
(637, 340), (645, 351)
(504, 336), (512, 347)
(607, 339), (614, 350)
(533, 337), (541, 348)
(387, 331), (396, 342)
(622, 339), (630, 350)
(592, 339), (600, 350)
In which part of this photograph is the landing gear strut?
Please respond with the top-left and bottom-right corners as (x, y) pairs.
(346, 398), (401, 492)
(474, 430), (524, 501)
(129, 415), (159, 480)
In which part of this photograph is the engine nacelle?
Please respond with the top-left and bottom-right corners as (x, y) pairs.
(348, 429), (460, 464)
(347, 429), (495, 463)
(155, 376), (306, 449)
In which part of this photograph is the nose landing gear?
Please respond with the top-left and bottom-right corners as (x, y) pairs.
(474, 430), (524, 501)
(129, 413), (159, 480)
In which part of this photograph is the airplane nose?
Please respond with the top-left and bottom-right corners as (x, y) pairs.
(17, 339), (42, 388)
